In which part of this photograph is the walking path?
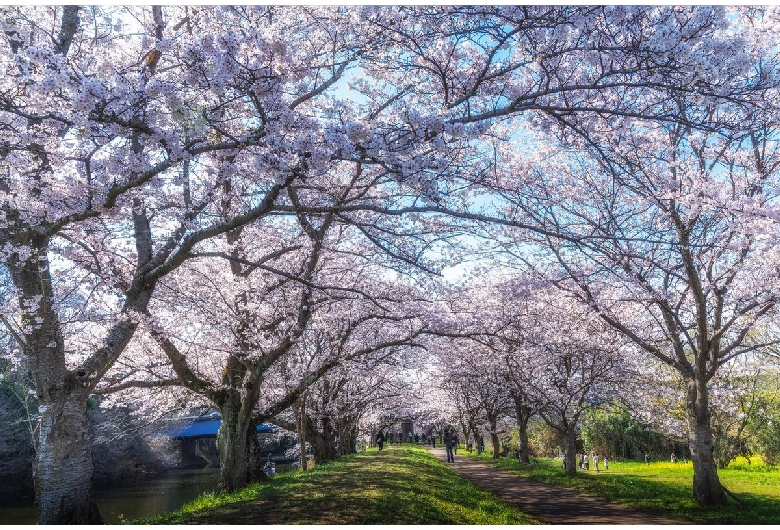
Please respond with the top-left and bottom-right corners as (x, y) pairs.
(428, 446), (686, 525)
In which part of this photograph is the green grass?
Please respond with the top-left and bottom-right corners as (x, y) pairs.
(134, 445), (541, 525)
(462, 450), (780, 524)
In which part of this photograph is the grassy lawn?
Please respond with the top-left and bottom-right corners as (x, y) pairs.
(463, 449), (780, 524)
(135, 444), (541, 525)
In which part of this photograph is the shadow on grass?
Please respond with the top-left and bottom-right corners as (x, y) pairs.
(465, 452), (780, 524)
(140, 445), (539, 525)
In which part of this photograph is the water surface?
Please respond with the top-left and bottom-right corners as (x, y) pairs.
(0, 467), (221, 524)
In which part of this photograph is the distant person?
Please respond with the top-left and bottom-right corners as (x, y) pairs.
(594, 453), (599, 472)
(604, 456), (609, 470)
(431, 434), (436, 448)
(444, 430), (455, 463)
(671, 452), (677, 463)
(452, 433), (459, 454)
(583, 453), (589, 470)
(407, 432), (412, 443)
(645, 452), (650, 465)
(262, 454), (275, 478)
(479, 435), (485, 454)
(467, 437), (474, 452)
(375, 431), (385, 451)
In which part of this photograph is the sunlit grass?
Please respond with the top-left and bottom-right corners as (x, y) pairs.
(465, 451), (780, 524)
(135, 445), (541, 525)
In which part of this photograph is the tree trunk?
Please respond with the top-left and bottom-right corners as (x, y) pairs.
(518, 421), (530, 464)
(563, 429), (578, 476)
(490, 431), (500, 459)
(686, 377), (727, 506)
(308, 415), (335, 464)
(216, 399), (252, 492)
(297, 400), (308, 471)
(336, 415), (359, 456)
(9, 245), (103, 524)
(35, 394), (102, 524)
(245, 418), (265, 482)
(321, 416), (334, 460)
(514, 399), (532, 464)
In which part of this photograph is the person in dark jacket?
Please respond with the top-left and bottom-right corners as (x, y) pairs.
(375, 431), (385, 451)
(444, 429), (455, 463)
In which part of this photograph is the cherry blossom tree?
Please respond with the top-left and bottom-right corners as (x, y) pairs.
(451, 281), (627, 473)
(0, 5), (383, 521)
(111, 239), (428, 491)
(290, 339), (426, 463)
(452, 282), (541, 463)
(450, 350), (515, 459)
(486, 77), (780, 500)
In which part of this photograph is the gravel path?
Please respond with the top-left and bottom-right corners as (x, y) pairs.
(428, 446), (687, 525)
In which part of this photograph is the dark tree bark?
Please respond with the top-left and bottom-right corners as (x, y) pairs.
(517, 410), (532, 464)
(490, 430), (501, 459)
(511, 391), (534, 464)
(562, 429), (578, 476)
(687, 378), (727, 506)
(215, 388), (254, 492)
(8, 235), (153, 523)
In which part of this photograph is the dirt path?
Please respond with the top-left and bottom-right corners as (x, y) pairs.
(428, 446), (686, 525)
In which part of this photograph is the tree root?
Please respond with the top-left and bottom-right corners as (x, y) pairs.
(722, 485), (744, 506)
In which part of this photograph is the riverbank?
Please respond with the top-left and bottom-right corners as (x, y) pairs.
(139, 445), (541, 524)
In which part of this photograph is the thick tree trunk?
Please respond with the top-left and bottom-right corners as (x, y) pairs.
(245, 419), (265, 482)
(563, 429), (578, 476)
(490, 431), (500, 459)
(9, 245), (103, 524)
(35, 395), (102, 524)
(216, 400), (252, 492)
(518, 418), (530, 464)
(321, 416), (335, 461)
(336, 416), (358, 456)
(307, 415), (335, 464)
(686, 377), (727, 506)
(513, 399), (532, 464)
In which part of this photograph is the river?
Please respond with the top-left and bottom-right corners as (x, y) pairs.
(0, 467), (222, 524)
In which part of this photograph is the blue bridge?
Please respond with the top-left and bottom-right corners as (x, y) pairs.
(166, 413), (279, 468)
(169, 415), (278, 439)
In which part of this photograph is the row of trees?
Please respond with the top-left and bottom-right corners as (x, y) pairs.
(427, 282), (780, 472)
(3, 5), (780, 523)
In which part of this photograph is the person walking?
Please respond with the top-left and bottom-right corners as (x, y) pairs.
(645, 452), (650, 465)
(444, 429), (455, 463)
(375, 431), (385, 451)
(594, 453), (599, 472)
(604, 456), (609, 470)
(452, 433), (459, 454)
